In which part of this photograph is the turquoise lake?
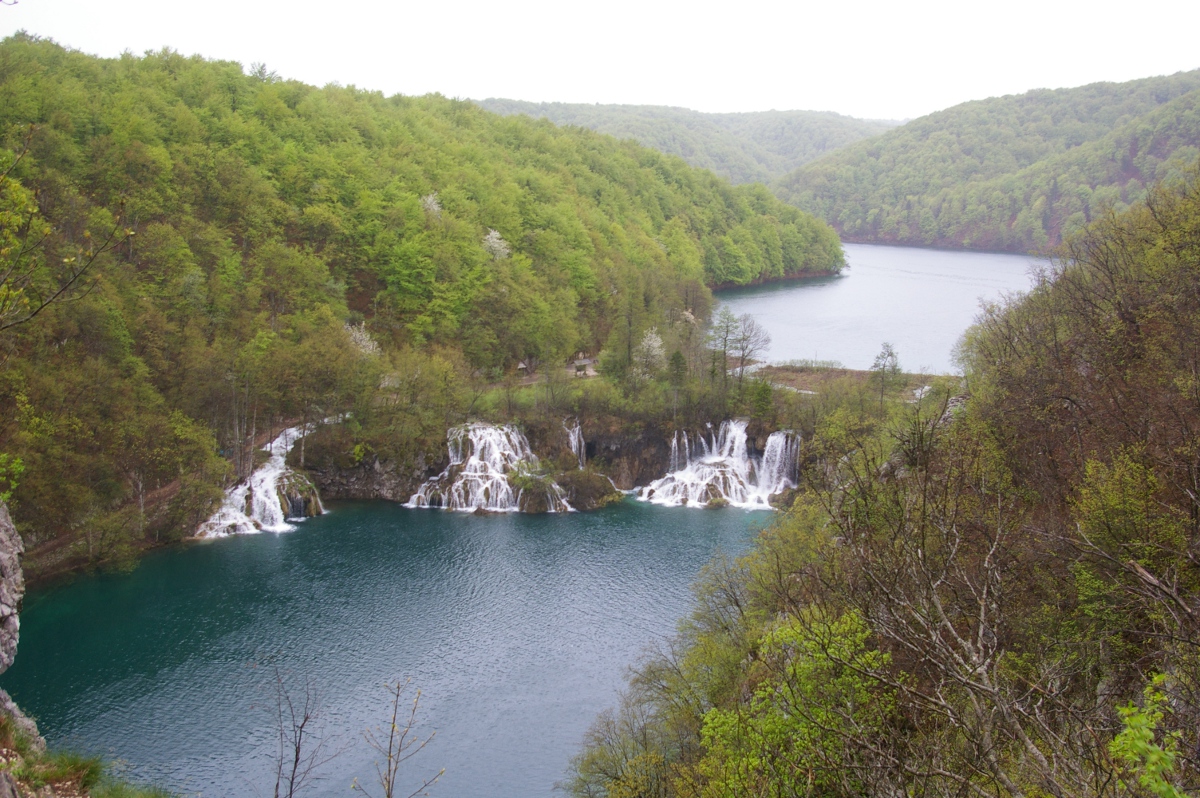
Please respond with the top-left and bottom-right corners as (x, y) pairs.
(4, 501), (763, 797)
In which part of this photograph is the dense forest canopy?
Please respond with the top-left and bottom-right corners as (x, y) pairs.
(568, 171), (1200, 798)
(476, 99), (896, 185)
(0, 34), (842, 566)
(777, 70), (1200, 252)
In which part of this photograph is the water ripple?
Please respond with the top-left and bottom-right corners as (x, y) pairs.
(4, 500), (758, 798)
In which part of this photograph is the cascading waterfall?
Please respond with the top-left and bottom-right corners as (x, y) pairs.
(639, 420), (799, 510)
(196, 425), (325, 538)
(565, 418), (586, 469)
(407, 423), (573, 513)
(757, 429), (801, 498)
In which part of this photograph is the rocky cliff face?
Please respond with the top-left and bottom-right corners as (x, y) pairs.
(519, 416), (675, 491)
(584, 426), (672, 490)
(0, 503), (45, 752)
(307, 452), (447, 503)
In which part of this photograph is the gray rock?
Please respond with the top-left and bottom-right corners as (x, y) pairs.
(0, 503), (23, 674)
(0, 771), (19, 798)
(0, 503), (44, 753)
(308, 453), (443, 503)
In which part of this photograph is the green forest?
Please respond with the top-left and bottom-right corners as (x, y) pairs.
(476, 99), (895, 186)
(568, 174), (1200, 798)
(776, 71), (1200, 252)
(11, 25), (1200, 798)
(0, 35), (842, 573)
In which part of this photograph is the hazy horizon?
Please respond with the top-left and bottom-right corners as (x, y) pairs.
(2, 0), (1198, 121)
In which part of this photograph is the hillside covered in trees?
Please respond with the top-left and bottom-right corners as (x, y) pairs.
(568, 173), (1200, 798)
(777, 71), (1200, 252)
(476, 99), (895, 186)
(0, 35), (842, 573)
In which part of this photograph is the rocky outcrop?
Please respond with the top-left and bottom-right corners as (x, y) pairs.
(307, 453), (447, 503)
(567, 424), (672, 491)
(0, 502), (45, 753)
(0, 505), (24, 675)
(554, 469), (624, 510)
(275, 470), (324, 518)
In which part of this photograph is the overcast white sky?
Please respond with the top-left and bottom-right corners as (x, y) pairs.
(2, 0), (1198, 121)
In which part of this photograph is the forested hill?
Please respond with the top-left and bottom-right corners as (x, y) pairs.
(776, 70), (1200, 252)
(570, 174), (1200, 798)
(475, 99), (896, 185)
(0, 35), (841, 567)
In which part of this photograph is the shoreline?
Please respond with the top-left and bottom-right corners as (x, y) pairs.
(710, 268), (842, 292)
(836, 236), (1053, 259)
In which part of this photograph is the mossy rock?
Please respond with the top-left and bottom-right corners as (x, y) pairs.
(556, 469), (623, 511)
(518, 489), (551, 514)
(769, 487), (798, 509)
(277, 470), (324, 518)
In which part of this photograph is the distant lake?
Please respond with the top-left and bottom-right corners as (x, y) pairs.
(716, 243), (1042, 373)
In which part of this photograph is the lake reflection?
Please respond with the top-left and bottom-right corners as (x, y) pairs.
(716, 243), (1041, 373)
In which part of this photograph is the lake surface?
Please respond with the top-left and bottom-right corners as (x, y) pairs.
(3, 501), (762, 797)
(716, 243), (1042, 373)
(6, 242), (1041, 796)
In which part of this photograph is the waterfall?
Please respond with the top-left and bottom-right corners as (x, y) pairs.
(565, 418), (586, 469)
(196, 425), (325, 538)
(757, 429), (801, 498)
(407, 423), (573, 513)
(639, 420), (799, 510)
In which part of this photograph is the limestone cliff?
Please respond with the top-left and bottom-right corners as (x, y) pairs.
(306, 452), (446, 503)
(0, 502), (44, 752)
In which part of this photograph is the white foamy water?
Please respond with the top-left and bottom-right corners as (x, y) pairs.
(640, 420), (799, 510)
(565, 418), (585, 470)
(407, 423), (572, 513)
(195, 426), (323, 538)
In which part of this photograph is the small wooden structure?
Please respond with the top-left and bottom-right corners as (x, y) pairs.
(573, 353), (594, 377)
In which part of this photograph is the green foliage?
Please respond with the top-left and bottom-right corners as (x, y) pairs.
(1110, 676), (1187, 798)
(0, 35), (841, 569)
(1073, 451), (1187, 570)
(748, 380), (772, 420)
(869, 341), (902, 409)
(694, 612), (892, 798)
(12, 750), (104, 789)
(476, 99), (896, 185)
(0, 452), (22, 503)
(570, 175), (1200, 798)
(667, 349), (688, 387)
(778, 70), (1200, 252)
